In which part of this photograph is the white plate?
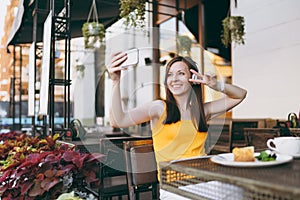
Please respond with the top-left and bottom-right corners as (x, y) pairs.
(210, 153), (293, 167)
(272, 151), (300, 159)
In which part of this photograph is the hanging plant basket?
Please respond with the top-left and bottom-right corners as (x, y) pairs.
(82, 22), (105, 49)
(221, 16), (246, 47)
(81, 0), (105, 49)
(75, 63), (85, 79)
(119, 0), (146, 28)
(176, 35), (192, 56)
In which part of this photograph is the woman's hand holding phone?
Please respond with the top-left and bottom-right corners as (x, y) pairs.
(106, 49), (139, 81)
(106, 52), (127, 81)
(120, 48), (139, 68)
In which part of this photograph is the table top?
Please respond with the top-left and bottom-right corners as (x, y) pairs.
(61, 131), (129, 145)
(160, 157), (300, 199)
(58, 134), (152, 154)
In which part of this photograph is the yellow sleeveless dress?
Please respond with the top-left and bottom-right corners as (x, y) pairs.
(152, 103), (207, 180)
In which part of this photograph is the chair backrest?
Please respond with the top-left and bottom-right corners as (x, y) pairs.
(94, 136), (152, 198)
(229, 119), (259, 151)
(123, 140), (158, 186)
(208, 119), (259, 153)
(207, 122), (230, 153)
(99, 136), (152, 178)
(244, 128), (281, 152)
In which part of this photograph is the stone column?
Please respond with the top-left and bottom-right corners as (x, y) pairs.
(73, 50), (96, 126)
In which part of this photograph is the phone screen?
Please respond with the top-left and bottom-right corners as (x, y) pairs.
(121, 48), (139, 68)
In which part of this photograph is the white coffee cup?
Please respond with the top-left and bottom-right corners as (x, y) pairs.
(267, 137), (300, 155)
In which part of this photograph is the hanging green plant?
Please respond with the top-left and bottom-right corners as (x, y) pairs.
(82, 22), (105, 49)
(75, 63), (85, 79)
(75, 64), (85, 73)
(221, 16), (246, 47)
(176, 35), (192, 56)
(119, 0), (146, 28)
(75, 58), (85, 79)
(81, 0), (105, 49)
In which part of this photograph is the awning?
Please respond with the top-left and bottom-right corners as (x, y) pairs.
(7, 0), (121, 46)
(7, 0), (230, 60)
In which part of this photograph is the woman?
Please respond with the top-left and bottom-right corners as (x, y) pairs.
(106, 52), (247, 197)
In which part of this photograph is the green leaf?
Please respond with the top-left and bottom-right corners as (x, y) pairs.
(221, 16), (246, 47)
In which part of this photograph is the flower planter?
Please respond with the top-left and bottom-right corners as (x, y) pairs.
(176, 35), (192, 56)
(120, 0), (146, 28)
(0, 132), (103, 199)
(82, 22), (105, 49)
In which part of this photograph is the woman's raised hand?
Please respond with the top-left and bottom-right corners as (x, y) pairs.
(189, 69), (221, 91)
(106, 52), (128, 81)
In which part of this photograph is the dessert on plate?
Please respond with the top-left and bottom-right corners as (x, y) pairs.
(232, 146), (255, 162)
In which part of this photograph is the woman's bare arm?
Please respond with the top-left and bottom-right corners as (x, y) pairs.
(189, 69), (247, 120)
(204, 83), (247, 120)
(107, 52), (163, 128)
(110, 80), (162, 128)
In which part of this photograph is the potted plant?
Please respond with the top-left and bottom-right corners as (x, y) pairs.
(221, 16), (246, 47)
(176, 35), (192, 56)
(75, 62), (85, 79)
(119, 0), (146, 28)
(82, 0), (105, 49)
(82, 22), (105, 49)
(0, 133), (103, 199)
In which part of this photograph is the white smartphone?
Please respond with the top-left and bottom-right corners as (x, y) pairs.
(192, 74), (198, 80)
(120, 48), (139, 68)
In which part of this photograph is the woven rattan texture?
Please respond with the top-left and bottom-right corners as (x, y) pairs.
(161, 158), (300, 200)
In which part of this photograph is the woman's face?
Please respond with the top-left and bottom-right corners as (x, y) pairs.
(166, 61), (191, 96)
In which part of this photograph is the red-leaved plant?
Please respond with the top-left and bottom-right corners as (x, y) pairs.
(0, 133), (104, 199)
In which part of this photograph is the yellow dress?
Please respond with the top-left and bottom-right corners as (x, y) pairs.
(152, 103), (207, 180)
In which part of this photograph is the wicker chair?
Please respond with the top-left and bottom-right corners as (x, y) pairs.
(244, 128), (281, 152)
(123, 139), (159, 200)
(211, 119), (259, 153)
(85, 136), (151, 200)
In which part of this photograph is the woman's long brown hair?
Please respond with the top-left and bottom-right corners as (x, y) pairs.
(163, 56), (208, 132)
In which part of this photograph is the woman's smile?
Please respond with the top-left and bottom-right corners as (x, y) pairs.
(171, 83), (183, 88)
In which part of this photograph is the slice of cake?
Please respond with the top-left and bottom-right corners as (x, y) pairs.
(232, 146), (255, 162)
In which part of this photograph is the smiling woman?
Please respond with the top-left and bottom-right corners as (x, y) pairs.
(106, 53), (247, 200)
